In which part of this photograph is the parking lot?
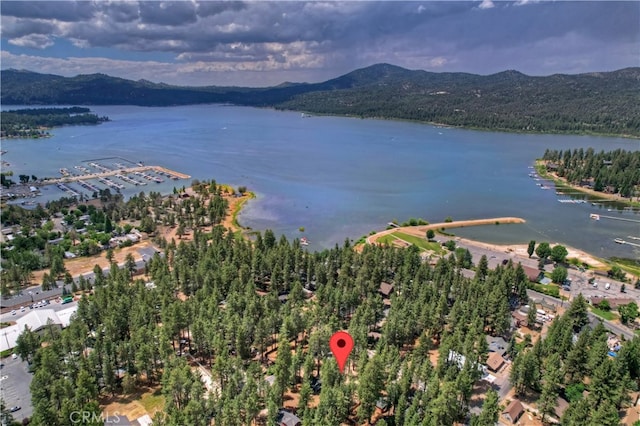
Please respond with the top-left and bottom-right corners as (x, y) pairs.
(0, 355), (33, 422)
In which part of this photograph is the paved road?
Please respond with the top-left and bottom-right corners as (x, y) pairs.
(1, 246), (162, 312)
(0, 300), (78, 324)
(527, 289), (635, 340)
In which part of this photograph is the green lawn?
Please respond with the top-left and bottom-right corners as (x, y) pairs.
(379, 232), (445, 254)
(609, 257), (640, 278)
(140, 388), (164, 413)
(590, 307), (618, 321)
(529, 282), (560, 298)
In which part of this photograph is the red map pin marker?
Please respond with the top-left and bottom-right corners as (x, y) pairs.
(329, 331), (354, 373)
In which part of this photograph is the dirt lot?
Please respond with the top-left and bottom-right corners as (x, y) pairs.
(100, 384), (164, 423)
(32, 241), (155, 283)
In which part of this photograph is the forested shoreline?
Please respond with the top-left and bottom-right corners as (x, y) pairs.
(541, 148), (640, 199)
(2, 180), (637, 425)
(2, 64), (639, 137)
(0, 107), (109, 139)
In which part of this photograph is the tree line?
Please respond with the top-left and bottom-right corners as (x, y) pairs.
(542, 148), (640, 198)
(0, 107), (109, 138)
(3, 65), (639, 137)
(10, 216), (537, 425)
(510, 294), (639, 425)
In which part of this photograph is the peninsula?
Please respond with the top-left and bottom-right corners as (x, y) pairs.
(0, 107), (109, 139)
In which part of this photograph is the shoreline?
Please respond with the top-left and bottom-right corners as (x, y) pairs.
(535, 160), (640, 207)
(363, 217), (610, 269)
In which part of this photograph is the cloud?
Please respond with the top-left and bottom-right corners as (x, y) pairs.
(8, 34), (54, 49)
(1, 1), (96, 22)
(0, 1), (637, 85)
(139, 1), (197, 26)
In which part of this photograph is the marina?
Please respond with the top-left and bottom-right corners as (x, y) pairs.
(40, 163), (188, 186)
(1, 156), (190, 203)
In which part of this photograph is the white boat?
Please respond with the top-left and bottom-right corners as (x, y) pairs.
(300, 237), (309, 246)
(614, 238), (625, 244)
(590, 214), (600, 220)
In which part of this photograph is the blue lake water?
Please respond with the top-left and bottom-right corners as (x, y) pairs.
(2, 104), (639, 258)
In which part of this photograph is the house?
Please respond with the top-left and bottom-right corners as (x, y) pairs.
(521, 265), (542, 282)
(503, 399), (524, 424)
(486, 352), (505, 372)
(104, 415), (133, 425)
(375, 397), (390, 412)
(554, 397), (570, 419)
(460, 268), (476, 279)
(379, 282), (394, 299)
(276, 409), (301, 426)
(589, 297), (635, 310)
(606, 298), (635, 310)
(546, 163), (560, 171)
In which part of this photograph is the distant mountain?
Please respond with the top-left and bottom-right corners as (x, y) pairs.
(2, 64), (639, 136)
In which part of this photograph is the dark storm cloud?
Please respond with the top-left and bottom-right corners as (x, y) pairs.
(99, 2), (139, 24)
(1, 1), (96, 22)
(1, 17), (55, 38)
(139, 2), (197, 26)
(196, 1), (247, 18)
(1, 1), (637, 86)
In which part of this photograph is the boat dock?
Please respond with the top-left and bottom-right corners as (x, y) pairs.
(596, 215), (640, 224)
(614, 238), (640, 248)
(56, 183), (79, 197)
(41, 165), (190, 186)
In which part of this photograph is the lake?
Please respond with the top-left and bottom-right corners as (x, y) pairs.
(2, 104), (639, 258)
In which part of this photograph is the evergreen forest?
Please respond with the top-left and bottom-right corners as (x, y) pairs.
(0, 107), (109, 138)
(541, 148), (640, 198)
(3, 180), (638, 426)
(2, 64), (639, 137)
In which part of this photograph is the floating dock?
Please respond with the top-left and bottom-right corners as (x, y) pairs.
(41, 165), (190, 185)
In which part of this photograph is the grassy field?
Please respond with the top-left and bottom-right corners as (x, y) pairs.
(529, 282), (561, 298)
(609, 257), (640, 278)
(379, 232), (445, 254)
(140, 389), (164, 414)
(590, 307), (618, 321)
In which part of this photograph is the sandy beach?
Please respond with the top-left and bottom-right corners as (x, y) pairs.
(366, 217), (609, 269)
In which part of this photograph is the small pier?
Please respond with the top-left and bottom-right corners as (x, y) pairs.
(597, 215), (640, 224)
(56, 183), (79, 197)
(89, 162), (112, 173)
(41, 165), (190, 186)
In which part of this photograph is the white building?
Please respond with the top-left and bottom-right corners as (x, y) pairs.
(0, 306), (78, 352)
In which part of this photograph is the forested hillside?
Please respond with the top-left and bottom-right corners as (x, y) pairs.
(2, 64), (639, 137)
(542, 148), (640, 198)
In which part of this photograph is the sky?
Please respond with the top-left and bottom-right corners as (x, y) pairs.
(1, 1), (638, 87)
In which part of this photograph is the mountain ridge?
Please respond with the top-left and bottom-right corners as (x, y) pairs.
(2, 64), (639, 136)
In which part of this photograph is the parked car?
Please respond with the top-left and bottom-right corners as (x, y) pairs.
(9, 406), (21, 412)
